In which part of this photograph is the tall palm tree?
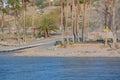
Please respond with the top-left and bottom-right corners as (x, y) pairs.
(60, 0), (65, 42)
(76, 0), (81, 42)
(65, 0), (69, 43)
(105, 0), (111, 46)
(31, 0), (37, 38)
(1, 8), (7, 41)
(72, 0), (77, 43)
(82, 0), (90, 42)
(82, 0), (86, 42)
(112, 0), (117, 48)
(7, 0), (22, 44)
(1, 8), (7, 34)
(71, 0), (79, 43)
(75, 0), (82, 42)
(22, 0), (30, 43)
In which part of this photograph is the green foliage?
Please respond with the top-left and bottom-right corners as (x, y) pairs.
(55, 41), (74, 48)
(1, 8), (8, 14)
(79, 0), (84, 3)
(41, 14), (57, 31)
(36, 0), (43, 6)
(54, 1), (60, 6)
(34, 0), (48, 9)
(24, 0), (30, 3)
(7, 0), (22, 11)
(38, 3), (48, 9)
(36, 13), (58, 37)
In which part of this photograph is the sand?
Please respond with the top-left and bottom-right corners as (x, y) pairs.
(0, 45), (14, 51)
(7, 43), (120, 57)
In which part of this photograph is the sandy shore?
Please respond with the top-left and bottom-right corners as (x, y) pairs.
(0, 45), (15, 51)
(6, 43), (120, 57)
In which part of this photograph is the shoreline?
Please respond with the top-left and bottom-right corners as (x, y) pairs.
(4, 43), (120, 57)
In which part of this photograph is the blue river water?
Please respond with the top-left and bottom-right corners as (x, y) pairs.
(0, 56), (120, 80)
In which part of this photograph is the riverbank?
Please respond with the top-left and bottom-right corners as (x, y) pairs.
(0, 35), (61, 52)
(6, 43), (120, 57)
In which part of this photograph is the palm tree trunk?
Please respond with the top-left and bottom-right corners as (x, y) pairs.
(1, 13), (4, 34)
(75, 5), (78, 42)
(72, 0), (74, 43)
(82, 0), (86, 42)
(44, 29), (48, 38)
(14, 10), (20, 44)
(71, 0), (77, 43)
(66, 0), (69, 43)
(112, 0), (117, 48)
(46, 29), (50, 37)
(22, 0), (27, 10)
(23, 0), (26, 43)
(8, 9), (11, 34)
(60, 0), (64, 43)
(1, 12), (5, 41)
(105, 0), (110, 46)
(76, 0), (81, 42)
(23, 8), (26, 43)
(32, 0), (36, 38)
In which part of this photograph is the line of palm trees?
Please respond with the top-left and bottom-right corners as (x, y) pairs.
(60, 0), (118, 48)
(105, 0), (117, 48)
(60, 0), (91, 42)
(0, 0), (36, 44)
(0, 0), (118, 48)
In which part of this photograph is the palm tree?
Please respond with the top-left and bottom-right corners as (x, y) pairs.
(65, 0), (69, 43)
(7, 0), (22, 44)
(31, 0), (37, 38)
(1, 8), (7, 34)
(75, 0), (82, 42)
(8, 6), (11, 34)
(104, 0), (111, 46)
(112, 0), (117, 48)
(37, 14), (58, 38)
(1, 8), (8, 41)
(76, 0), (81, 42)
(0, 0), (3, 9)
(82, 0), (91, 42)
(22, 0), (30, 10)
(60, 0), (65, 42)
(22, 0), (30, 43)
(72, 0), (77, 43)
(71, 0), (80, 43)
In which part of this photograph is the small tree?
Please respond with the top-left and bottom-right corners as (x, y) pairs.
(37, 14), (58, 38)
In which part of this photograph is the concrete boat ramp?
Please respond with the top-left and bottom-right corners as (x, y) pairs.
(0, 38), (59, 53)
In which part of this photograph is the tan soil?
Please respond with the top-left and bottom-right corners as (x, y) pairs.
(7, 43), (120, 57)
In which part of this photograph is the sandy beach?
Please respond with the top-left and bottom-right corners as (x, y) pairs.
(6, 43), (120, 57)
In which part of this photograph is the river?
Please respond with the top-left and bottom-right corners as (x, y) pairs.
(0, 56), (120, 80)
